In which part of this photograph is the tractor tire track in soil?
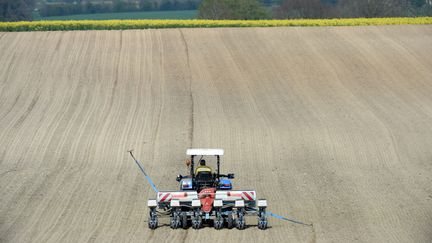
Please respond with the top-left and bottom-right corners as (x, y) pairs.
(1, 26), (432, 242)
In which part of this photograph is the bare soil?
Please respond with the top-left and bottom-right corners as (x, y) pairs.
(1, 26), (432, 242)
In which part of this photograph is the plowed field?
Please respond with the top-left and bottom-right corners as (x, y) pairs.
(1, 26), (432, 242)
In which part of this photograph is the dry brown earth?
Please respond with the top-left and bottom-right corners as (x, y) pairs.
(1, 26), (432, 242)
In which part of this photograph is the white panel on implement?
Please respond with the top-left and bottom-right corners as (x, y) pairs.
(192, 199), (201, 207)
(170, 199), (180, 207)
(215, 190), (256, 201)
(214, 199), (223, 207)
(235, 200), (245, 207)
(257, 199), (267, 207)
(187, 148), (224, 156)
(157, 191), (198, 203)
(147, 199), (157, 207)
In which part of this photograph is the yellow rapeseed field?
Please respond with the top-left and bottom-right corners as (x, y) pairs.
(0, 17), (431, 31)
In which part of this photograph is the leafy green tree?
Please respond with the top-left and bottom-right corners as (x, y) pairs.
(198, 0), (269, 19)
(0, 0), (35, 21)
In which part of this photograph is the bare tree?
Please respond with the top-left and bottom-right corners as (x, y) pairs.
(0, 0), (35, 21)
(199, 0), (269, 20)
(198, 0), (230, 19)
(339, 0), (412, 17)
(274, 0), (339, 19)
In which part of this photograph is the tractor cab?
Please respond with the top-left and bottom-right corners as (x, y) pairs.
(177, 149), (234, 192)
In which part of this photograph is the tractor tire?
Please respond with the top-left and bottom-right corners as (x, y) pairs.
(148, 208), (158, 229)
(258, 211), (268, 230)
(170, 218), (181, 229)
(170, 211), (181, 229)
(181, 212), (188, 229)
(148, 218), (158, 230)
(258, 219), (268, 230)
(226, 214), (234, 229)
(214, 216), (224, 230)
(236, 211), (246, 230)
(236, 218), (246, 230)
(192, 215), (202, 229)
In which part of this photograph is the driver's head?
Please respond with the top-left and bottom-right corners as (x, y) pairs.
(199, 159), (206, 166)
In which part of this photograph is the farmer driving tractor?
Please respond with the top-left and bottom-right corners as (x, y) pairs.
(195, 159), (213, 175)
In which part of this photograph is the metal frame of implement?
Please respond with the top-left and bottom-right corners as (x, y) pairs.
(128, 149), (312, 229)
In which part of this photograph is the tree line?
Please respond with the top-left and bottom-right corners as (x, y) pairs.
(199, 0), (432, 20)
(273, 0), (432, 19)
(1, 0), (431, 21)
(38, 0), (201, 17)
(0, 0), (35, 21)
(0, 0), (201, 20)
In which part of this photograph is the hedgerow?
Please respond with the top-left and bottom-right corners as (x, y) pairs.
(0, 17), (431, 32)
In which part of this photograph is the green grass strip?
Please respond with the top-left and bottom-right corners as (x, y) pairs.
(1, 17), (431, 32)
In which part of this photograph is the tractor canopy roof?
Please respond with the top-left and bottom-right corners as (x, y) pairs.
(186, 148), (224, 156)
